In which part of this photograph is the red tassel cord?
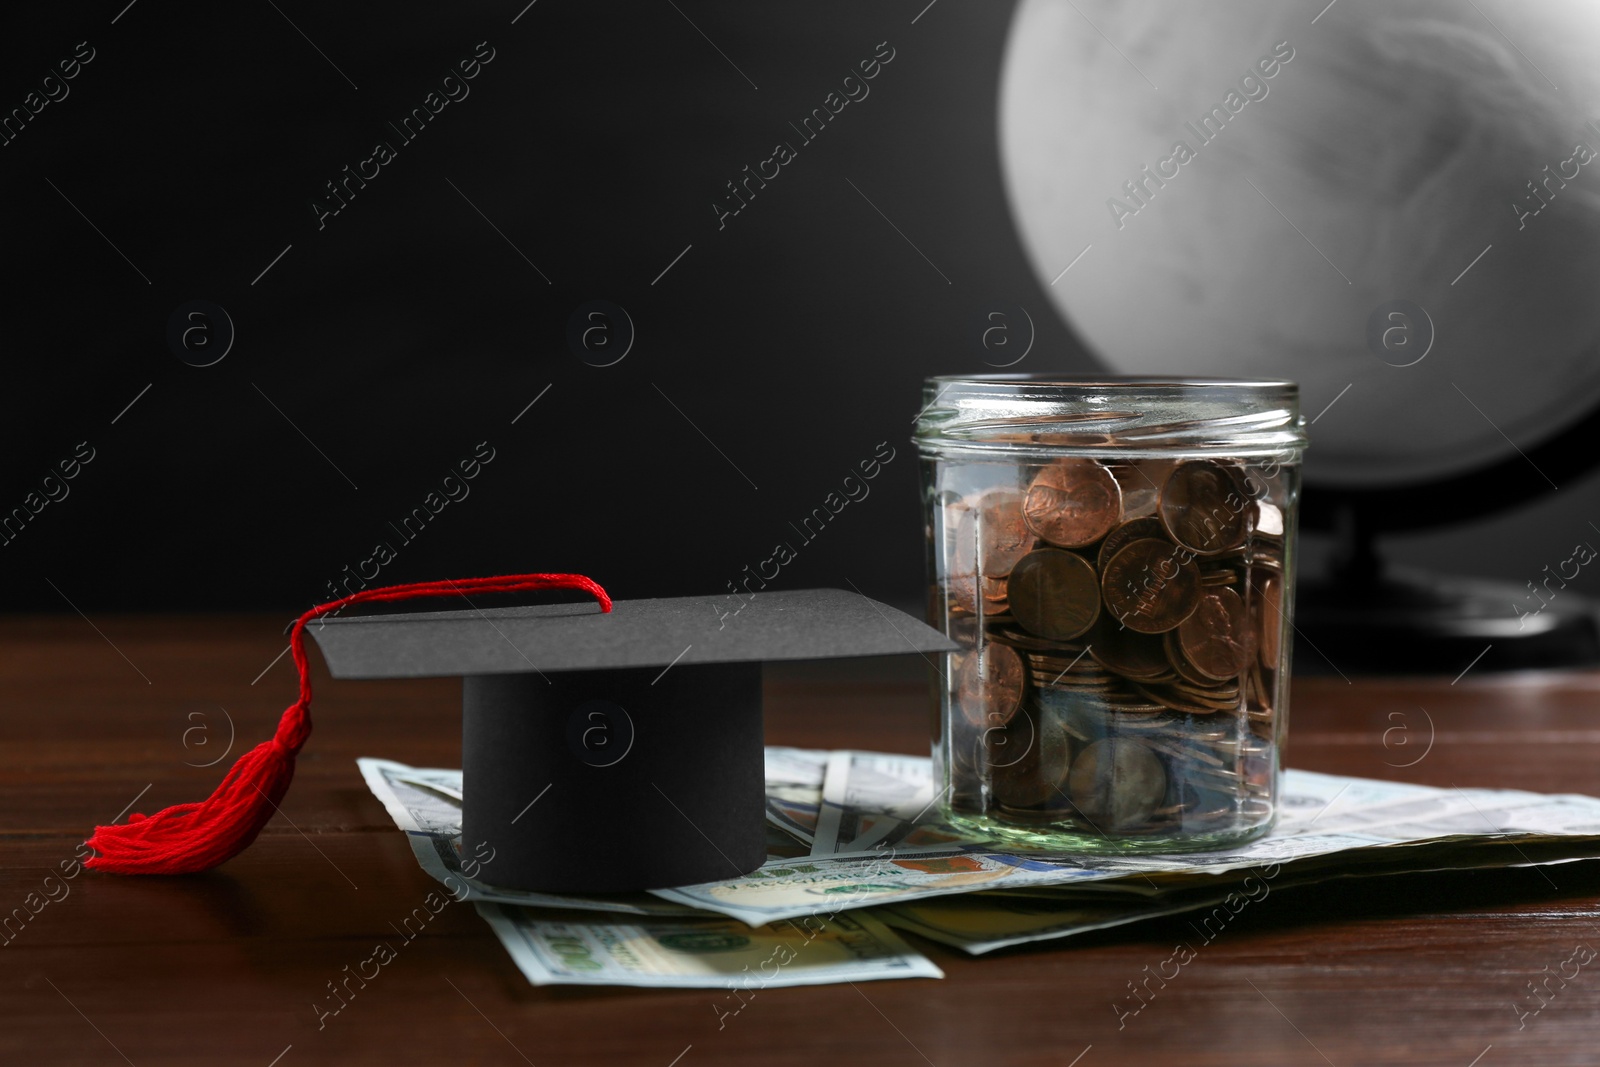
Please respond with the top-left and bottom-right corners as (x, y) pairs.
(84, 572), (611, 875)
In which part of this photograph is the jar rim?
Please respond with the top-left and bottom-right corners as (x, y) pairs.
(927, 373), (1298, 392)
(915, 375), (1306, 458)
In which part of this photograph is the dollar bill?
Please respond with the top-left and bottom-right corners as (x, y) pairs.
(361, 752), (1600, 940)
(476, 903), (942, 989)
(811, 749), (943, 856)
(881, 892), (1214, 954)
(1275, 768), (1600, 840)
(882, 834), (1600, 954)
(363, 760), (943, 989)
(651, 760), (1600, 925)
(763, 746), (828, 846)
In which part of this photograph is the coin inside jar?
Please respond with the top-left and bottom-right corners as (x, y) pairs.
(1100, 538), (1201, 634)
(989, 705), (1073, 809)
(1022, 460), (1122, 549)
(1007, 548), (1102, 641)
(956, 643), (1025, 729)
(979, 575), (1010, 616)
(1257, 573), (1282, 669)
(976, 489), (1034, 576)
(1096, 516), (1168, 574)
(1087, 617), (1170, 680)
(1159, 460), (1251, 555)
(951, 489), (1034, 581)
(1066, 736), (1168, 831)
(1176, 587), (1252, 682)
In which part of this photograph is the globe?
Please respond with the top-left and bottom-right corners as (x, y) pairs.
(999, 0), (1600, 488)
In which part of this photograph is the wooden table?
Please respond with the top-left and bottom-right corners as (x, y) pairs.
(6, 614), (1600, 1066)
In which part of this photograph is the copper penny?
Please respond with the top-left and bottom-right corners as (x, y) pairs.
(1087, 617), (1170, 680)
(1008, 548), (1102, 642)
(1159, 460), (1251, 555)
(945, 509), (981, 615)
(1129, 681), (1221, 716)
(1164, 631), (1223, 688)
(990, 705), (1073, 808)
(977, 489), (1034, 575)
(1101, 538), (1201, 634)
(946, 574), (977, 617)
(946, 614), (980, 652)
(955, 643), (1025, 729)
(1022, 460), (1122, 549)
(1176, 587), (1251, 682)
(950, 489), (1034, 579)
(1258, 573), (1282, 669)
(1096, 517), (1168, 575)
(1066, 737), (1168, 830)
(1246, 663), (1271, 713)
(957, 575), (1007, 616)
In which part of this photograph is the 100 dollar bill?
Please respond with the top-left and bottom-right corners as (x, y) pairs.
(477, 904), (941, 989)
(650, 762), (1600, 925)
(359, 753), (1600, 937)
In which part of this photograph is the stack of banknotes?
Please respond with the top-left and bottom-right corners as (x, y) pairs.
(358, 751), (1600, 989)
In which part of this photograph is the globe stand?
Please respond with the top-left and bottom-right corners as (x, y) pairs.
(1295, 503), (1600, 675)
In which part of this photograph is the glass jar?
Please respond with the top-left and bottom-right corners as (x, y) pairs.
(915, 376), (1306, 853)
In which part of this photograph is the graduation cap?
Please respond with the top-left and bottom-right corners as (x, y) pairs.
(83, 572), (954, 893)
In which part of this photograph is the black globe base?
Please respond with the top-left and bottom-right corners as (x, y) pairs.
(1295, 566), (1600, 676)
(1294, 491), (1600, 676)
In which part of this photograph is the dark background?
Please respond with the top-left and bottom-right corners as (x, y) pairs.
(2, 0), (1595, 617)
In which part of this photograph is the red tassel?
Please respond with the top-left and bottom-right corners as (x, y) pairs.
(84, 572), (611, 875)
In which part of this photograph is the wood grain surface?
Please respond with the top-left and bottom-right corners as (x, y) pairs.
(4, 613), (1600, 1066)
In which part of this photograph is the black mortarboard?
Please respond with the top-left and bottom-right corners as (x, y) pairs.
(306, 587), (954, 892)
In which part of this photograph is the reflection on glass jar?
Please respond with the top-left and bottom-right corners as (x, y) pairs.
(916, 377), (1306, 853)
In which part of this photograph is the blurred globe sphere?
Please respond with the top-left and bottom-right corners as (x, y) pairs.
(1000, 0), (1600, 488)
